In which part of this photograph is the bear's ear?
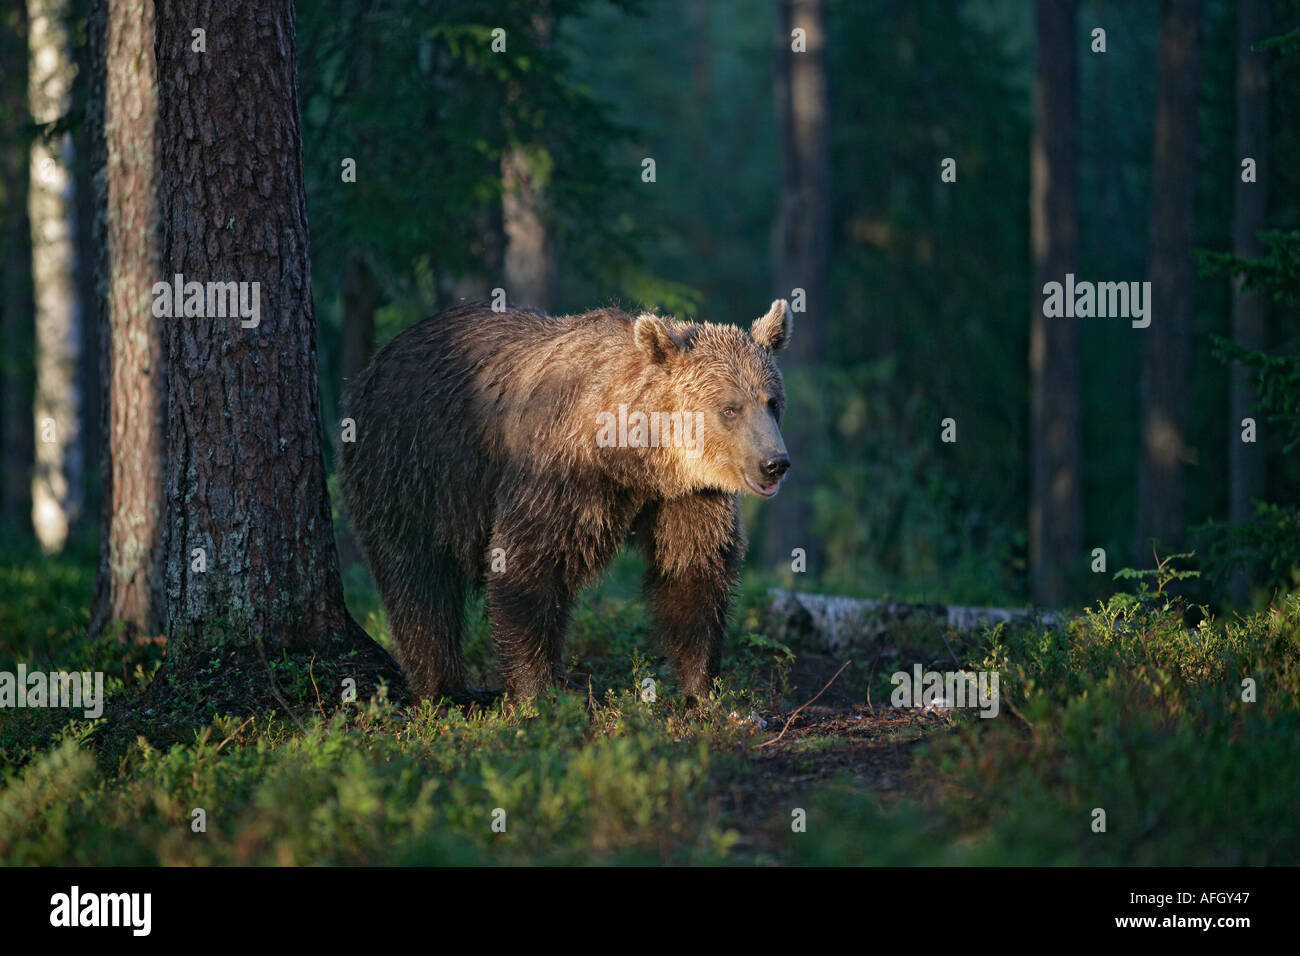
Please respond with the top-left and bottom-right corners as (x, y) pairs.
(634, 314), (686, 364)
(751, 299), (792, 352)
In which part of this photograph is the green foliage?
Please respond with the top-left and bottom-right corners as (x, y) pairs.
(1196, 221), (1300, 599)
(1211, 329), (1300, 454)
(802, 361), (1024, 604)
(299, 0), (635, 298)
(559, 0), (773, 322)
(0, 549), (94, 667)
(11, 0), (1300, 868)
(1203, 230), (1300, 314)
(1259, 25), (1300, 55)
(1112, 549), (1201, 599)
(1198, 502), (1300, 599)
(0, 697), (744, 865)
(0, 547), (163, 768)
(4, 539), (1299, 865)
(826, 0), (1031, 535)
(0, 739), (98, 865)
(0, 540), (780, 865)
(788, 583), (1300, 865)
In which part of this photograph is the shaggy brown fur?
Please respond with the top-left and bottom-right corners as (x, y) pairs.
(339, 299), (793, 702)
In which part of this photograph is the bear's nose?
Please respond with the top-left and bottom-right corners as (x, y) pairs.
(760, 454), (790, 480)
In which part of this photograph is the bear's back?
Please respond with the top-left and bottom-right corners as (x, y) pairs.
(341, 302), (640, 488)
(339, 301), (648, 574)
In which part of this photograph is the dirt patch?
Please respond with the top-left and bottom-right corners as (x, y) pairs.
(718, 646), (956, 861)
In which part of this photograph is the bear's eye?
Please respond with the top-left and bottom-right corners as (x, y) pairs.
(721, 406), (739, 420)
(767, 398), (780, 415)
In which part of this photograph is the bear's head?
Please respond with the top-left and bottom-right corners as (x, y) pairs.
(631, 299), (793, 499)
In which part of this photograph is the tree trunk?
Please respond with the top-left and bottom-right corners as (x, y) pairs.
(764, 589), (1062, 657)
(501, 8), (554, 313)
(1228, 0), (1268, 603)
(73, 0), (102, 534)
(687, 0), (713, 284)
(501, 146), (554, 312)
(1135, 0), (1202, 563)
(1029, 0), (1081, 607)
(0, 3), (35, 543)
(28, 0), (85, 554)
(85, 0), (166, 641)
(772, 0), (829, 368)
(154, 0), (394, 674)
(764, 0), (830, 576)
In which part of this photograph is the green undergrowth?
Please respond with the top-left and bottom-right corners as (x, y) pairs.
(789, 575), (1300, 865)
(2, 545), (1297, 864)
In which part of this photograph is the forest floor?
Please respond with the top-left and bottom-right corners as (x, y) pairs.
(2, 545), (1298, 865)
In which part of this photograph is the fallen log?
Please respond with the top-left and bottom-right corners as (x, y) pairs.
(763, 589), (1064, 656)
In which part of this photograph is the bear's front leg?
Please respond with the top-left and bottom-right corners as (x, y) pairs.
(639, 490), (745, 703)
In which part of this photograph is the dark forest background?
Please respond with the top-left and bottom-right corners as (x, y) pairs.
(1, 0), (1299, 870)
(3, 0), (1299, 616)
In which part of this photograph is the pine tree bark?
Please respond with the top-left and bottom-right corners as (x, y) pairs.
(28, 0), (85, 554)
(1228, 0), (1268, 602)
(1029, 0), (1082, 607)
(1, 3), (35, 542)
(764, 0), (829, 576)
(85, 0), (166, 641)
(154, 0), (394, 672)
(1135, 0), (1202, 562)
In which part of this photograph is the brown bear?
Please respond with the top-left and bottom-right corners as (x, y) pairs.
(339, 298), (793, 703)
